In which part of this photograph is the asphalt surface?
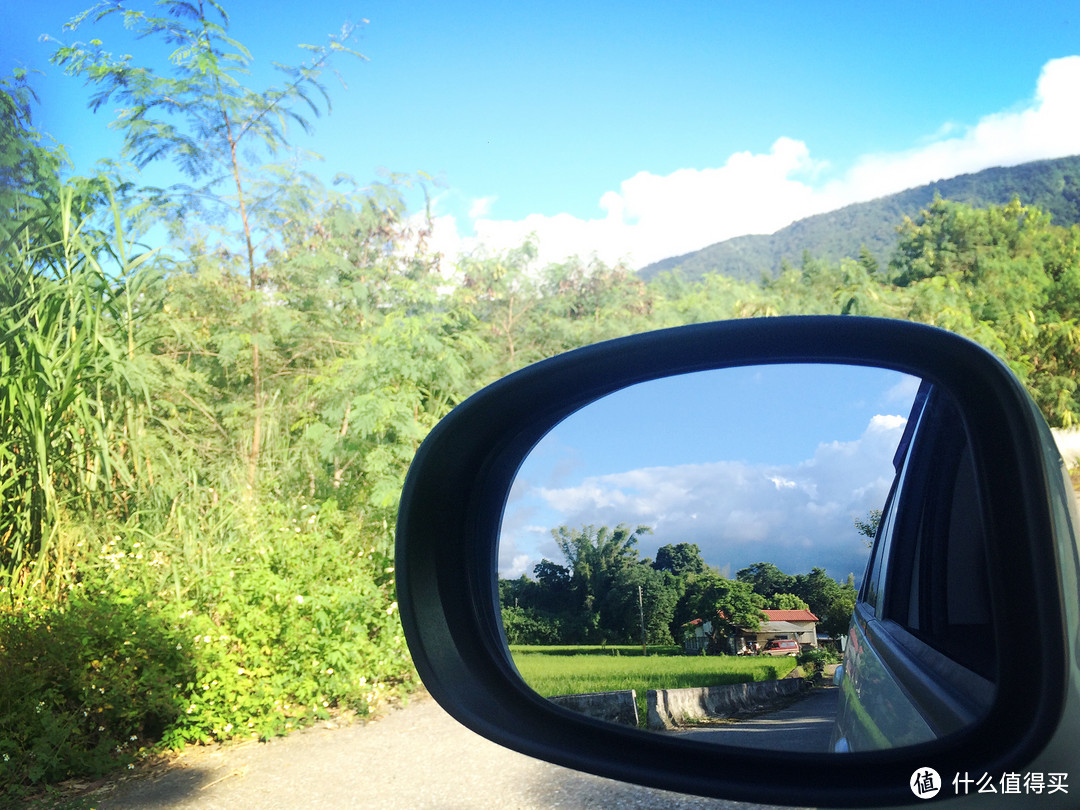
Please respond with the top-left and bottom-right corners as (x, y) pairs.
(89, 694), (803, 810)
(678, 685), (838, 751)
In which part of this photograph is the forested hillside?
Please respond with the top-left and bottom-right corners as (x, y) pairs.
(639, 155), (1080, 282)
(3, 3), (1080, 800)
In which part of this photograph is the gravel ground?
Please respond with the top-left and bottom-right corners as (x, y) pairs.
(84, 694), (800, 810)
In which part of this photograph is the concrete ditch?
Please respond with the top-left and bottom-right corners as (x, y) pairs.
(646, 678), (808, 730)
(546, 675), (817, 731)
(548, 689), (639, 726)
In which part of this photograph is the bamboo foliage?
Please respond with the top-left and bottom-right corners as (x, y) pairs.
(0, 186), (155, 596)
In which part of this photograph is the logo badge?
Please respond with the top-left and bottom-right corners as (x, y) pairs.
(911, 768), (942, 799)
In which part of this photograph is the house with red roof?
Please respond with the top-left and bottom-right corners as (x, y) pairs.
(749, 608), (819, 651)
(684, 608), (819, 655)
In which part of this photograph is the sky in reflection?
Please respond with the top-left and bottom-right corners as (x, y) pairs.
(500, 364), (920, 584)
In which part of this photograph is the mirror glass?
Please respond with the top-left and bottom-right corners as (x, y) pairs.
(497, 363), (996, 753)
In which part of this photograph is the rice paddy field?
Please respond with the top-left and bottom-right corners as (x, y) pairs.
(509, 645), (800, 726)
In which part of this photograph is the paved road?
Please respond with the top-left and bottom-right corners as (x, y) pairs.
(676, 685), (838, 752)
(89, 694), (803, 810)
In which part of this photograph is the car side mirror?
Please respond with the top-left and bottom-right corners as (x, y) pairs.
(396, 316), (1079, 807)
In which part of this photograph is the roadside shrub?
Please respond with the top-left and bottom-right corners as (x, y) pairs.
(0, 590), (191, 798)
(101, 497), (416, 747)
(795, 647), (840, 678)
(1, 496), (418, 800)
(159, 506), (415, 746)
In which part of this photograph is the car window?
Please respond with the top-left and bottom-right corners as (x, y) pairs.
(859, 388), (926, 615)
(881, 387), (995, 678)
(860, 460), (901, 614)
(857, 383), (995, 682)
(838, 382), (997, 753)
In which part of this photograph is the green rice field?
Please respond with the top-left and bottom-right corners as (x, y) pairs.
(509, 645), (799, 726)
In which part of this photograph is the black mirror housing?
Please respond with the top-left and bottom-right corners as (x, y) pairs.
(396, 316), (1078, 807)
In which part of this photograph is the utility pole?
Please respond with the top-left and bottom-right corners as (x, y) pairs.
(638, 584), (647, 656)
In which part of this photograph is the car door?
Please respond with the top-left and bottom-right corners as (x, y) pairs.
(832, 380), (997, 752)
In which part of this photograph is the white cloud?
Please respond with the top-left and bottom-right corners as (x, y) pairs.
(507, 554), (531, 579)
(434, 57), (1080, 270)
(868, 413), (908, 432)
(507, 414), (908, 582)
(768, 475), (797, 490)
(884, 375), (924, 405)
(833, 57), (1080, 203)
(468, 196), (496, 218)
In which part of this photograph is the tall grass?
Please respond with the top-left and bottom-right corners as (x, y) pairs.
(0, 186), (155, 599)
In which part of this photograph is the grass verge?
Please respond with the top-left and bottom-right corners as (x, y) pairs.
(510, 646), (799, 726)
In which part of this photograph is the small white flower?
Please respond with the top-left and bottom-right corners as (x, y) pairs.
(295, 595), (304, 604)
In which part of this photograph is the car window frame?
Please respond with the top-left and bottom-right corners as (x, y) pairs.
(847, 383), (997, 743)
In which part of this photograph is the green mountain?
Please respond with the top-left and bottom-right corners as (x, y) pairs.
(637, 155), (1080, 282)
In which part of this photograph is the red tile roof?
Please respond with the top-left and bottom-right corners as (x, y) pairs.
(762, 609), (818, 622)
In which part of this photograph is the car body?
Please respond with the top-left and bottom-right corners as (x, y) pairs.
(396, 317), (1080, 808)
(831, 381), (997, 753)
(761, 639), (800, 656)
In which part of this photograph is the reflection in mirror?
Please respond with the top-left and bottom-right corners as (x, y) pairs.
(497, 364), (997, 753)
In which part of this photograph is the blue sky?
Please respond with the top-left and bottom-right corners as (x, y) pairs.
(5, 1), (1080, 269)
(500, 365), (921, 585)
(3, 3), (1076, 582)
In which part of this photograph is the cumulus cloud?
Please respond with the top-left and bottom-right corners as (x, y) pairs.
(435, 57), (1080, 270)
(502, 414), (908, 583)
(468, 196), (496, 219)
